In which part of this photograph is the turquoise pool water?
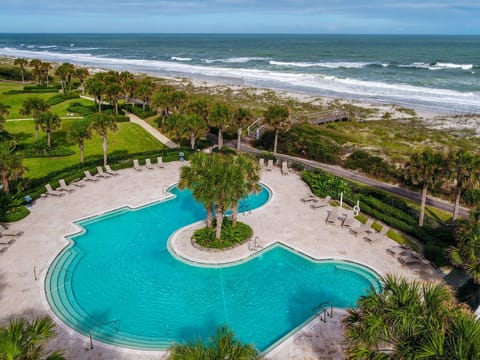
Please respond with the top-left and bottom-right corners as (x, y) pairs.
(46, 185), (380, 352)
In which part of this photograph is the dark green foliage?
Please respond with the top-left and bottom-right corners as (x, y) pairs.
(457, 279), (480, 310)
(463, 188), (480, 207)
(46, 91), (80, 106)
(301, 170), (351, 199)
(67, 102), (96, 116)
(2, 205), (30, 222)
(257, 123), (342, 164)
(5, 86), (59, 94)
(0, 66), (32, 81)
(18, 139), (75, 158)
(423, 241), (449, 266)
(344, 150), (398, 181)
(113, 115), (130, 123)
(122, 104), (157, 119)
(192, 219), (253, 249)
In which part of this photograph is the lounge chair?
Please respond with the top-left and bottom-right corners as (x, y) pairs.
(0, 247), (7, 255)
(133, 159), (142, 171)
(364, 226), (389, 243)
(342, 212), (357, 228)
(310, 195), (331, 209)
(350, 219), (374, 236)
(0, 238), (15, 245)
(58, 179), (76, 192)
(71, 179), (86, 188)
(281, 161), (290, 175)
(157, 157), (165, 168)
(96, 166), (112, 178)
(301, 194), (318, 203)
(84, 171), (99, 182)
(398, 254), (430, 266)
(104, 165), (119, 176)
(326, 207), (343, 226)
(0, 225), (23, 237)
(45, 184), (65, 197)
(145, 158), (154, 170)
(266, 159), (274, 171)
(259, 158), (265, 168)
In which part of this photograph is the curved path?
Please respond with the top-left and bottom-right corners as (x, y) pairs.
(0, 162), (441, 359)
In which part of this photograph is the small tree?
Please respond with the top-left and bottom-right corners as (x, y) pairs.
(29, 58), (43, 85)
(209, 102), (231, 149)
(20, 97), (50, 140)
(37, 111), (62, 149)
(86, 76), (106, 112)
(0, 141), (25, 194)
(75, 67), (89, 95)
(68, 120), (92, 163)
(233, 107), (252, 151)
(91, 112), (118, 165)
(263, 105), (290, 155)
(13, 58), (28, 84)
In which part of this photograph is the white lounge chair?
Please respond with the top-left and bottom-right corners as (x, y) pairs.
(266, 159), (274, 171)
(259, 158), (265, 168)
(364, 226), (389, 243)
(398, 254), (430, 266)
(105, 165), (119, 176)
(0, 238), (15, 245)
(58, 179), (76, 192)
(0, 224), (23, 237)
(84, 171), (99, 182)
(350, 219), (374, 236)
(133, 159), (142, 171)
(0, 247), (7, 255)
(281, 161), (290, 175)
(326, 207), (342, 226)
(342, 212), (357, 228)
(45, 184), (65, 197)
(145, 158), (154, 170)
(301, 194), (317, 203)
(157, 157), (165, 168)
(310, 195), (331, 209)
(96, 166), (111, 178)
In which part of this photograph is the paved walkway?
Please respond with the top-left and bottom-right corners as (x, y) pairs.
(124, 111), (178, 149)
(0, 162), (441, 359)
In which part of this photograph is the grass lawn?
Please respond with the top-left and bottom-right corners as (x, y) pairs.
(5, 119), (166, 178)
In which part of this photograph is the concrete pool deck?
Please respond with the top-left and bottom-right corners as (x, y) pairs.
(0, 161), (442, 359)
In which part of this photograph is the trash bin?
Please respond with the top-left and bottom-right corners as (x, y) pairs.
(179, 152), (185, 162)
(24, 195), (32, 207)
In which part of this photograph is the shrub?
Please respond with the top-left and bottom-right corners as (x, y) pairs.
(122, 104), (157, 119)
(114, 115), (130, 123)
(457, 279), (480, 310)
(3, 206), (30, 222)
(192, 219), (253, 249)
(344, 150), (398, 182)
(423, 241), (449, 266)
(46, 91), (80, 106)
(67, 103), (95, 116)
(0, 66), (32, 81)
(19, 140), (75, 158)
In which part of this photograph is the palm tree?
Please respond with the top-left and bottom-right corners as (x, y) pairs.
(55, 63), (75, 94)
(37, 111), (61, 149)
(41, 62), (51, 87)
(403, 147), (445, 226)
(68, 120), (92, 163)
(209, 102), (231, 149)
(118, 71), (134, 100)
(263, 105), (290, 155)
(343, 275), (480, 359)
(168, 325), (260, 360)
(233, 107), (252, 151)
(75, 67), (89, 95)
(20, 97), (50, 140)
(0, 316), (65, 359)
(13, 58), (28, 84)
(106, 83), (122, 115)
(448, 149), (480, 222)
(137, 78), (155, 110)
(179, 152), (216, 227)
(91, 112), (118, 165)
(86, 76), (106, 112)
(0, 103), (8, 130)
(0, 141), (26, 194)
(183, 113), (208, 150)
(29, 58), (43, 85)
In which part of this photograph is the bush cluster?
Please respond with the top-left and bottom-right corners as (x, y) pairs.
(67, 102), (96, 117)
(5, 86), (59, 94)
(344, 150), (398, 182)
(46, 91), (80, 106)
(0, 66), (32, 81)
(122, 104), (157, 119)
(192, 219), (253, 249)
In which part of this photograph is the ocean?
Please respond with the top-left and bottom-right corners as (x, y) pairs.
(0, 34), (479, 114)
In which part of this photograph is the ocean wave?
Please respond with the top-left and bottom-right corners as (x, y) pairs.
(203, 57), (269, 64)
(171, 56), (192, 62)
(1, 47), (478, 113)
(65, 47), (100, 51)
(269, 60), (374, 69)
(398, 62), (474, 71)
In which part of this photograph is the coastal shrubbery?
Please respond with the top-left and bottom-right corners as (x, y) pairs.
(46, 91), (80, 106)
(344, 150), (397, 182)
(192, 219), (253, 249)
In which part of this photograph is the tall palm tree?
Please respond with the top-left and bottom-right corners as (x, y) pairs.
(403, 147), (445, 226)
(29, 59), (43, 85)
(13, 58), (28, 84)
(343, 275), (480, 359)
(137, 78), (155, 110)
(118, 71), (134, 100)
(209, 102), (231, 149)
(183, 113), (208, 150)
(0, 103), (8, 131)
(263, 105), (290, 155)
(75, 67), (89, 95)
(106, 83), (122, 115)
(68, 120), (92, 163)
(55, 63), (75, 94)
(37, 111), (61, 148)
(168, 326), (260, 360)
(448, 149), (480, 222)
(86, 76), (106, 112)
(0, 316), (65, 360)
(233, 107), (252, 151)
(91, 112), (118, 165)
(0, 141), (25, 194)
(19, 97), (50, 140)
(41, 62), (51, 87)
(179, 152), (216, 227)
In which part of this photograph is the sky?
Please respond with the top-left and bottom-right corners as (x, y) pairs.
(0, 0), (479, 34)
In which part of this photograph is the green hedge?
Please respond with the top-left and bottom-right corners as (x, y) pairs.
(47, 92), (80, 106)
(122, 104), (157, 119)
(5, 87), (59, 94)
(67, 102), (96, 117)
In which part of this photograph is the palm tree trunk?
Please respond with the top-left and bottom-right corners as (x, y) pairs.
(419, 185), (427, 227)
(218, 128), (223, 149)
(35, 125), (39, 141)
(190, 132), (196, 150)
(453, 187), (462, 222)
(237, 127), (242, 151)
(273, 129), (279, 155)
(46, 71), (49, 87)
(215, 204), (224, 239)
(79, 142), (84, 163)
(98, 96), (102, 112)
(61, 80), (65, 94)
(102, 134), (108, 165)
(2, 171), (9, 194)
(47, 130), (51, 148)
(206, 203), (214, 227)
(232, 202), (239, 226)
(115, 100), (118, 116)
(20, 69), (25, 84)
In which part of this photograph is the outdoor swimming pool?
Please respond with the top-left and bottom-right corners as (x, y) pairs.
(46, 185), (380, 352)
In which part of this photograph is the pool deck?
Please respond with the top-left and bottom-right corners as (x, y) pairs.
(0, 161), (442, 359)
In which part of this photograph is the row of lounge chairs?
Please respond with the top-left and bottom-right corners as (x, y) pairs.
(258, 158), (291, 175)
(0, 224), (24, 256)
(387, 245), (431, 268)
(133, 157), (165, 171)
